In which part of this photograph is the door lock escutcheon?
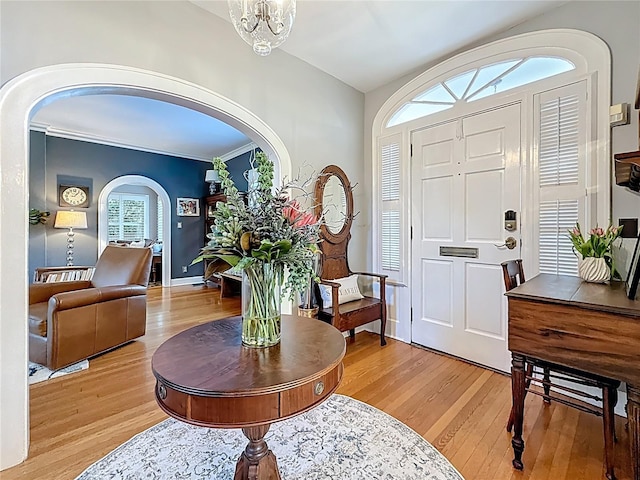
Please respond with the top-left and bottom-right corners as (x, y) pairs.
(495, 237), (517, 250)
(505, 210), (517, 232)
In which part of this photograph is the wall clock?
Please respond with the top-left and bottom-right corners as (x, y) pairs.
(58, 185), (90, 208)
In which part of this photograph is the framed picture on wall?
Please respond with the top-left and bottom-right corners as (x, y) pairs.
(626, 231), (640, 300)
(177, 198), (200, 217)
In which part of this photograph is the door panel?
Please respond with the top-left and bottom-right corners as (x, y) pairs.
(466, 170), (504, 241)
(411, 104), (521, 373)
(465, 263), (504, 338)
(422, 176), (453, 240)
(421, 259), (453, 326)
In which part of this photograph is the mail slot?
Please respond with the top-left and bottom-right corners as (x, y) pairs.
(439, 246), (479, 258)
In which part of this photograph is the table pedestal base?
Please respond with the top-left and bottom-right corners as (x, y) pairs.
(235, 425), (281, 480)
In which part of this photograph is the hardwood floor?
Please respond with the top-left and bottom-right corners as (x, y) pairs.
(3, 285), (632, 479)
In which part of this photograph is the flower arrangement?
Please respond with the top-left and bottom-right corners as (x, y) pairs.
(568, 223), (623, 279)
(192, 152), (320, 346)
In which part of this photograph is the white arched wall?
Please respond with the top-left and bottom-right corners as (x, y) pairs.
(98, 176), (172, 287)
(0, 63), (292, 470)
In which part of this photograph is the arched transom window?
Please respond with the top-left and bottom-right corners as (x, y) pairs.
(387, 56), (575, 127)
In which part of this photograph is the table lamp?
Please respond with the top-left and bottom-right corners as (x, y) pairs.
(54, 210), (88, 266)
(205, 169), (221, 194)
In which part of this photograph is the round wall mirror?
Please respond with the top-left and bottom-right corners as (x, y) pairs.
(323, 174), (347, 234)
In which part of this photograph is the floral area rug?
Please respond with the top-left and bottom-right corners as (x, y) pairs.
(76, 394), (463, 479)
(28, 360), (88, 385)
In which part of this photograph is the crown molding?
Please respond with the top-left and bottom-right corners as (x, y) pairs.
(219, 142), (258, 162)
(30, 122), (214, 163)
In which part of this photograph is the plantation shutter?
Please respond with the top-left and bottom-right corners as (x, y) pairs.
(107, 193), (150, 241)
(535, 81), (588, 276)
(379, 135), (402, 275)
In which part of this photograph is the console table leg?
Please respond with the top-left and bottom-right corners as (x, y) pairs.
(235, 424), (281, 480)
(627, 385), (640, 480)
(511, 353), (526, 470)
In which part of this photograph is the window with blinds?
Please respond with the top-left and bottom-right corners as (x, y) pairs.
(535, 82), (587, 276)
(107, 193), (150, 242)
(380, 137), (402, 272)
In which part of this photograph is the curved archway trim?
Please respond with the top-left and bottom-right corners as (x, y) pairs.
(0, 63), (291, 470)
(98, 175), (172, 287)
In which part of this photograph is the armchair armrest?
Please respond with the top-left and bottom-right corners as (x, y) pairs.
(50, 285), (147, 312)
(29, 281), (92, 305)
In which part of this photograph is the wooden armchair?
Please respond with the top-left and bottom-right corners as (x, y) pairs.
(314, 165), (387, 345)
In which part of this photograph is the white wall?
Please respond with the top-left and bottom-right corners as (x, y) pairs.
(0, 0), (364, 469)
(365, 0), (640, 274)
(1, 0), (366, 266)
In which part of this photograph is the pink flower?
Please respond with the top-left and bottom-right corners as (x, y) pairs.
(283, 201), (317, 228)
(590, 227), (605, 237)
(571, 228), (581, 236)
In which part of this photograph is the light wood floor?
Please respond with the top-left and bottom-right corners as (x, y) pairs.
(3, 285), (632, 479)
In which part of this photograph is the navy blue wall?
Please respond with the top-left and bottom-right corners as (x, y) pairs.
(28, 131), (47, 279)
(28, 132), (211, 279)
(225, 149), (261, 193)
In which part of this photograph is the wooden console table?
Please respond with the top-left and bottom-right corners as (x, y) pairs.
(151, 315), (346, 479)
(506, 274), (640, 479)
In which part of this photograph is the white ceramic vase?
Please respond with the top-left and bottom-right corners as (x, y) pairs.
(578, 256), (610, 283)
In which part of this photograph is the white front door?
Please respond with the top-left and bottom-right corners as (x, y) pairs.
(411, 103), (521, 372)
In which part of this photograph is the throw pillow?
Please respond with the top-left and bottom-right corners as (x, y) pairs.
(319, 275), (364, 307)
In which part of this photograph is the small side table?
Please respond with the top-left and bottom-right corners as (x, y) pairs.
(152, 315), (346, 480)
(150, 254), (162, 283)
(220, 272), (242, 298)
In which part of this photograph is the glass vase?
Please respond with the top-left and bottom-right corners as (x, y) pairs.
(241, 262), (282, 347)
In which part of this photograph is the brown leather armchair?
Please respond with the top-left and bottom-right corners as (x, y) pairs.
(29, 246), (153, 370)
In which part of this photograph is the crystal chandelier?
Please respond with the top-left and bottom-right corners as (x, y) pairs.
(228, 0), (296, 56)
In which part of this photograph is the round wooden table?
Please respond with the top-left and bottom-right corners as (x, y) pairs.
(151, 315), (346, 480)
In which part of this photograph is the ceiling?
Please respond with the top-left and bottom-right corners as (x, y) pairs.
(32, 0), (567, 161)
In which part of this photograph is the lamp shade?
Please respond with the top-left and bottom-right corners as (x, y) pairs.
(54, 210), (87, 229)
(205, 170), (220, 183)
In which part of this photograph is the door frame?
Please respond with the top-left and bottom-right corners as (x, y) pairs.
(371, 29), (611, 345)
(98, 175), (172, 287)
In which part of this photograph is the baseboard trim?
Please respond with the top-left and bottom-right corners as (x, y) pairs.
(170, 276), (204, 287)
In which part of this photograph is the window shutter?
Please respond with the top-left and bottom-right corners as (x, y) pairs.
(539, 94), (579, 186)
(381, 211), (401, 271)
(535, 81), (587, 277)
(539, 200), (578, 275)
(380, 137), (402, 273)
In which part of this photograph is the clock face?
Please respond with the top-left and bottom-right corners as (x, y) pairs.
(59, 186), (89, 207)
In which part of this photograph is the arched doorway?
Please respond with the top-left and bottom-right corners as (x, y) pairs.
(98, 175), (172, 287)
(0, 63), (291, 469)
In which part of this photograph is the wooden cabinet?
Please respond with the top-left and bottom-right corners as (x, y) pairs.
(203, 193), (226, 285)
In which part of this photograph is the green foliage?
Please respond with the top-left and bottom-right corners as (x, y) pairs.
(29, 209), (50, 225)
(192, 153), (320, 300)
